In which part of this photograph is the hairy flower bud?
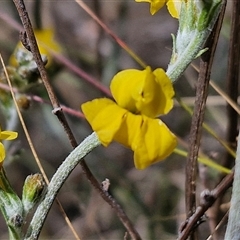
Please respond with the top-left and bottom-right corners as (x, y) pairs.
(22, 174), (45, 215)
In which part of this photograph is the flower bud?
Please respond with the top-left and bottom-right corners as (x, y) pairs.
(16, 95), (31, 110)
(22, 174), (45, 215)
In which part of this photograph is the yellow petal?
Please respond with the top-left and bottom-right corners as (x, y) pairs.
(81, 98), (127, 146)
(0, 143), (5, 167)
(135, 0), (166, 15)
(111, 67), (174, 118)
(0, 131), (18, 141)
(110, 68), (146, 114)
(113, 112), (177, 169)
(152, 68), (175, 115)
(134, 67), (175, 117)
(133, 116), (177, 170)
(113, 112), (143, 149)
(166, 0), (181, 18)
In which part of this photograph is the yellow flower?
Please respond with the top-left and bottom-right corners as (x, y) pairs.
(9, 28), (62, 68)
(135, 0), (181, 18)
(81, 67), (177, 170)
(0, 128), (18, 167)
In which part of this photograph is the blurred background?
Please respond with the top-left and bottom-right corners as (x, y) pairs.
(0, 1), (234, 239)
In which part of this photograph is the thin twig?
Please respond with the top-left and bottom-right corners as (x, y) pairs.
(12, 1), (141, 239)
(206, 211), (229, 240)
(184, 3), (226, 239)
(0, 54), (81, 240)
(208, 1), (240, 238)
(191, 64), (240, 116)
(93, 0), (104, 77)
(178, 171), (233, 240)
(79, 160), (142, 240)
(12, 0), (77, 147)
(223, 1), (240, 238)
(74, 0), (147, 68)
(51, 51), (111, 96)
(222, 0), (240, 170)
(0, 10), (111, 97)
(24, 132), (100, 240)
(224, 142), (240, 239)
(0, 82), (84, 119)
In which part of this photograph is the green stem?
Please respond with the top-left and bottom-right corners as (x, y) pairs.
(224, 132), (240, 239)
(24, 132), (101, 240)
(224, 0), (240, 236)
(166, 30), (207, 82)
(166, 0), (224, 82)
(8, 226), (22, 240)
(0, 168), (23, 239)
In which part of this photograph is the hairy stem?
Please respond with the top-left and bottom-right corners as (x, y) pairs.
(12, 1), (141, 238)
(25, 133), (101, 239)
(225, 136), (240, 239)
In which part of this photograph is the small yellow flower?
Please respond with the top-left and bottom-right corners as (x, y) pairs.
(135, 0), (181, 18)
(81, 67), (177, 169)
(0, 128), (18, 167)
(9, 28), (62, 68)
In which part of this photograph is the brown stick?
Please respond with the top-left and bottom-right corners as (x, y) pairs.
(12, 0), (141, 239)
(179, 171), (233, 240)
(12, 0), (77, 147)
(223, 0), (240, 169)
(184, 3), (227, 239)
